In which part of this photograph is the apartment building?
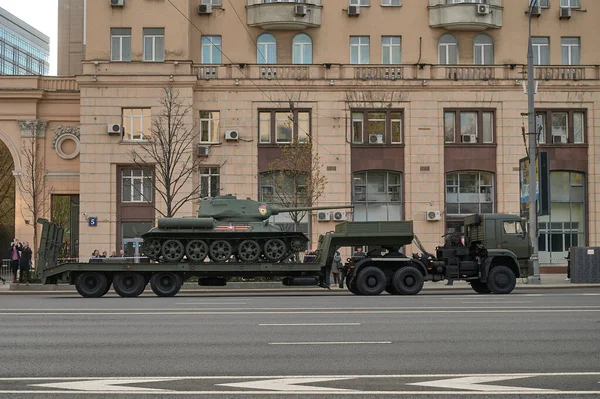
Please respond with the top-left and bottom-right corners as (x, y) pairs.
(1, 0), (598, 269)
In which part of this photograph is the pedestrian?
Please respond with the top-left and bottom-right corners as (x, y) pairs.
(565, 247), (571, 282)
(18, 241), (32, 285)
(445, 278), (454, 286)
(331, 250), (342, 285)
(119, 249), (125, 257)
(101, 251), (108, 258)
(9, 238), (21, 283)
(110, 251), (117, 257)
(352, 247), (364, 258)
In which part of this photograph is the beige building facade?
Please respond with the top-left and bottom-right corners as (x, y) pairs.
(2, 0), (599, 269)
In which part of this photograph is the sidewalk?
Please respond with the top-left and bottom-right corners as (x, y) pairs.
(1, 274), (597, 295)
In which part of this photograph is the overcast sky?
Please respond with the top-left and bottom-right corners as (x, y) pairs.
(0, 0), (58, 75)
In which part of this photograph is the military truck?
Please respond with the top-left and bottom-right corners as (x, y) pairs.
(35, 213), (531, 298)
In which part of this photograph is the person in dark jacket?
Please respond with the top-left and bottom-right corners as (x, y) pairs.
(18, 241), (32, 285)
(9, 239), (21, 283)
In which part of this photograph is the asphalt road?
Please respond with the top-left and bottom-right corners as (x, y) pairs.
(1, 289), (599, 398)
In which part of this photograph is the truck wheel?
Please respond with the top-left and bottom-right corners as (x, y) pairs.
(356, 266), (387, 296)
(75, 272), (109, 298)
(101, 283), (112, 297)
(470, 281), (491, 294)
(345, 275), (360, 295)
(150, 272), (182, 297)
(392, 266), (424, 295)
(113, 272), (146, 298)
(486, 266), (517, 294)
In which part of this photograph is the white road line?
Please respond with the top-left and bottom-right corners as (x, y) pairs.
(175, 302), (248, 305)
(259, 323), (361, 326)
(268, 341), (392, 345)
(460, 301), (533, 304)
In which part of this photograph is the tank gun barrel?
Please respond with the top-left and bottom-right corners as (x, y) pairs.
(271, 204), (354, 216)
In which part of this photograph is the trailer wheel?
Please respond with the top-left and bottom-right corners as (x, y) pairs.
(385, 285), (399, 295)
(75, 272), (109, 298)
(470, 281), (492, 294)
(356, 266), (387, 296)
(486, 265), (517, 294)
(392, 266), (424, 295)
(150, 272), (182, 297)
(100, 283), (112, 297)
(113, 272), (146, 298)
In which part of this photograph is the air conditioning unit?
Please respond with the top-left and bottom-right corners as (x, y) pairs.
(369, 134), (384, 144)
(224, 130), (238, 141)
(559, 7), (571, 19)
(476, 4), (490, 15)
(333, 211), (347, 221)
(295, 4), (307, 16)
(462, 134), (477, 143)
(107, 124), (122, 135)
(110, 0), (124, 7)
(552, 135), (567, 144)
(530, 5), (541, 17)
(426, 210), (441, 221)
(347, 5), (360, 16)
(198, 4), (213, 14)
(198, 145), (211, 157)
(317, 211), (331, 222)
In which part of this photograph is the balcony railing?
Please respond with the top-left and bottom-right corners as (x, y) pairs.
(428, 0), (503, 31)
(246, 0), (322, 30)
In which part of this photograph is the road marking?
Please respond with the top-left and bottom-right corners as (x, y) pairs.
(175, 302), (248, 305)
(268, 341), (391, 345)
(31, 377), (186, 392)
(259, 323), (361, 326)
(218, 377), (355, 392)
(408, 375), (554, 392)
(460, 301), (533, 304)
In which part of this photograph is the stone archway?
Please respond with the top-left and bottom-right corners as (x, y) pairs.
(0, 138), (15, 255)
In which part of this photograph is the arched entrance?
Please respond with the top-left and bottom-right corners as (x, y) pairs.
(0, 139), (16, 262)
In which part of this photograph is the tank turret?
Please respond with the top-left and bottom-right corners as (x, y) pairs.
(141, 195), (352, 264)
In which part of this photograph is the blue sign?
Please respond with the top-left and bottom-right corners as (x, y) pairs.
(88, 217), (98, 227)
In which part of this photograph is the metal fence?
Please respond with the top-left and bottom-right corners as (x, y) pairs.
(1, 259), (11, 282)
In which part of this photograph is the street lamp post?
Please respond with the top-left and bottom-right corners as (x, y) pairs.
(527, 0), (541, 284)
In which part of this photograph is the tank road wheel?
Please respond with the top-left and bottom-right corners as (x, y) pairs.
(142, 238), (161, 258)
(263, 239), (287, 262)
(150, 272), (182, 297)
(356, 266), (387, 296)
(486, 265), (517, 294)
(113, 272), (146, 298)
(238, 240), (261, 262)
(470, 280), (492, 294)
(75, 272), (109, 298)
(392, 266), (424, 295)
(162, 239), (185, 262)
(186, 240), (209, 262)
(209, 240), (233, 262)
(290, 236), (307, 252)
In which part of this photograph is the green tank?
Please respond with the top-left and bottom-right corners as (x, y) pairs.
(141, 195), (352, 263)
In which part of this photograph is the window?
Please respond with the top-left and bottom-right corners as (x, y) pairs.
(110, 28), (131, 62)
(351, 110), (403, 145)
(446, 171), (494, 215)
(199, 111), (220, 143)
(259, 110), (311, 144)
(535, 110), (586, 144)
(122, 168), (153, 203)
(444, 110), (494, 144)
(202, 0), (223, 6)
(143, 28), (164, 62)
(257, 34), (276, 64)
(560, 0), (580, 7)
(350, 0), (370, 5)
(259, 171), (309, 233)
(538, 171), (585, 264)
(381, 0), (401, 5)
(122, 108), (152, 141)
(200, 167), (220, 198)
(447, 0), (484, 3)
(292, 34), (312, 64)
(382, 36), (401, 64)
(531, 37), (549, 66)
(438, 34), (458, 65)
(473, 34), (493, 65)
(353, 171), (402, 221)
(350, 36), (370, 65)
(202, 36), (222, 64)
(503, 221), (524, 235)
(537, 0), (550, 7)
(561, 37), (580, 65)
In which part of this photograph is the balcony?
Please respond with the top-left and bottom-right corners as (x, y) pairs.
(429, 0), (503, 31)
(246, 0), (322, 30)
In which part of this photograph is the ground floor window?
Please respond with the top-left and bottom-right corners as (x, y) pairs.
(446, 171), (494, 215)
(259, 171), (309, 233)
(121, 221), (153, 259)
(538, 171), (585, 264)
(51, 194), (80, 259)
(352, 170), (402, 221)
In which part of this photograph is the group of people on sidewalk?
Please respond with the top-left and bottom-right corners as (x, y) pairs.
(3, 239), (33, 285)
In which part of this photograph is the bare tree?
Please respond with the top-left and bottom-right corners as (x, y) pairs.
(17, 136), (49, 262)
(0, 143), (15, 251)
(265, 139), (327, 232)
(130, 86), (203, 218)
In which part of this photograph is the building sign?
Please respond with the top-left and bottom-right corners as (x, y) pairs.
(519, 152), (550, 217)
(88, 217), (98, 227)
